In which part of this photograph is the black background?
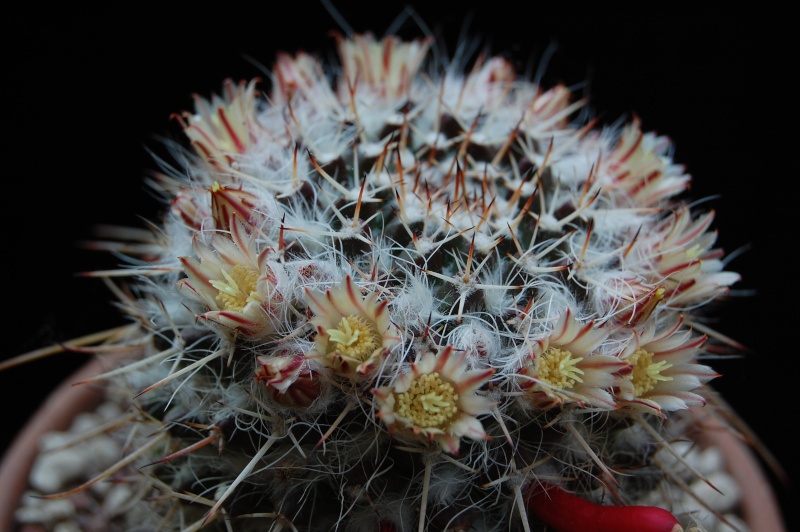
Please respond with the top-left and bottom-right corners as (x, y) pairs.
(3, 3), (794, 529)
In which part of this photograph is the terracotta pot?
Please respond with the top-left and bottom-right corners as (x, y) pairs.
(0, 356), (116, 530)
(686, 407), (787, 532)
(0, 360), (787, 531)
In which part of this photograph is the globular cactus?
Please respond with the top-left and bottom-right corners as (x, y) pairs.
(24, 23), (745, 532)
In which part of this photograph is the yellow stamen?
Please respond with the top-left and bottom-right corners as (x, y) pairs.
(210, 264), (261, 311)
(538, 347), (584, 389)
(396, 372), (459, 429)
(685, 244), (703, 259)
(628, 348), (673, 396)
(326, 316), (379, 362)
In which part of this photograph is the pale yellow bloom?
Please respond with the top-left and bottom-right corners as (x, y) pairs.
(334, 32), (431, 102)
(373, 346), (494, 455)
(617, 316), (717, 415)
(625, 208), (741, 309)
(177, 78), (262, 169)
(306, 276), (400, 378)
(519, 309), (626, 410)
(597, 118), (691, 207)
(178, 216), (281, 339)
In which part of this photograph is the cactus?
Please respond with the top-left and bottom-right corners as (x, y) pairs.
(6, 15), (753, 532)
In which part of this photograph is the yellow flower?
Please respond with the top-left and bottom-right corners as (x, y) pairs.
(518, 309), (626, 410)
(625, 208), (741, 309)
(334, 32), (431, 102)
(598, 118), (691, 207)
(178, 216), (281, 339)
(617, 316), (717, 415)
(176, 78), (261, 170)
(373, 346), (494, 455)
(305, 275), (400, 377)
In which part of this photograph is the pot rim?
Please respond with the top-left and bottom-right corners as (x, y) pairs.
(0, 355), (116, 529)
